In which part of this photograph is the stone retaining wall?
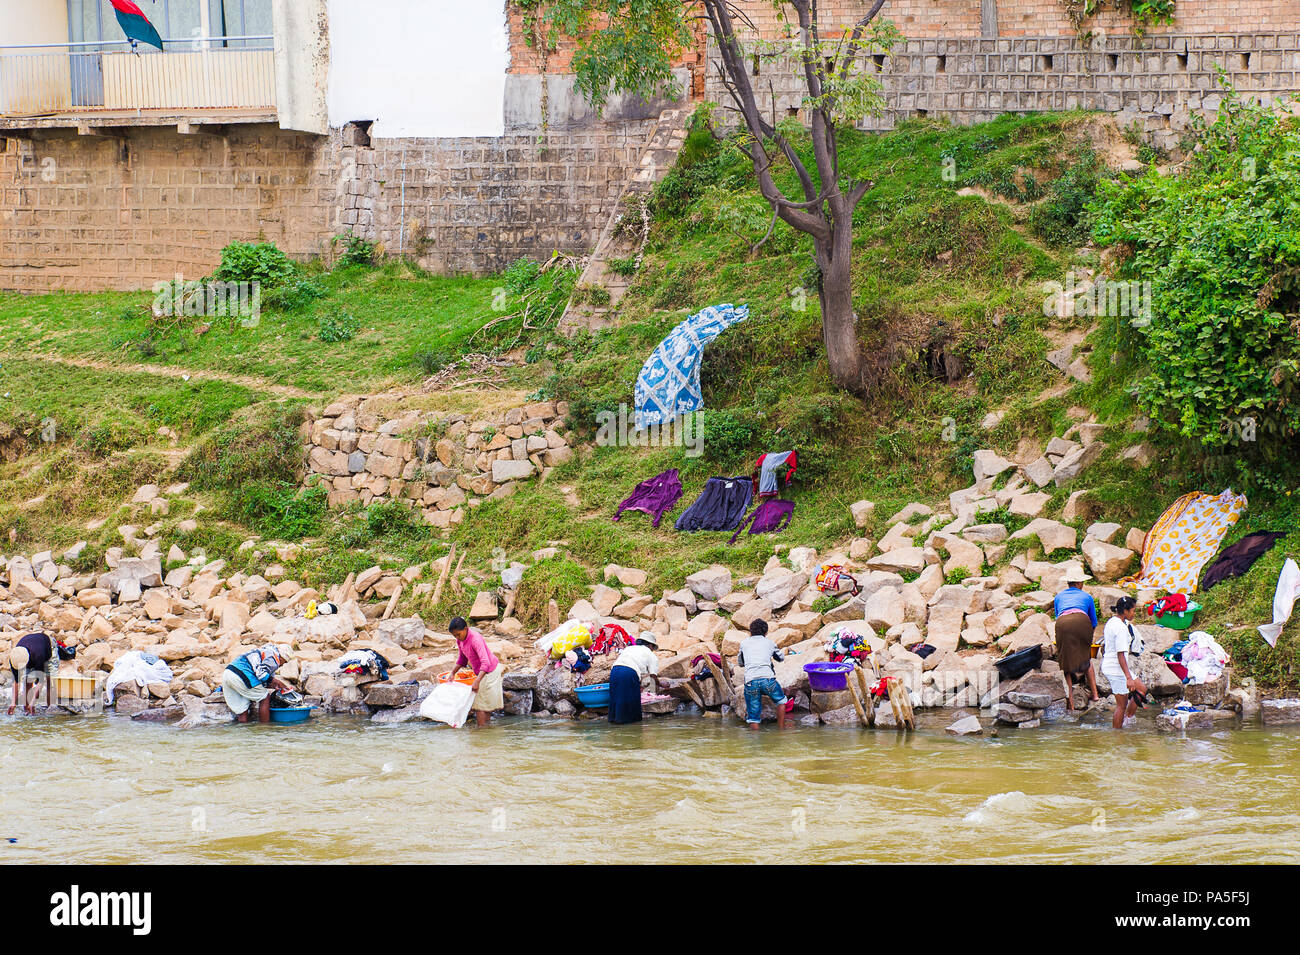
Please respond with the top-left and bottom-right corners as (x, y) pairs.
(304, 394), (575, 527)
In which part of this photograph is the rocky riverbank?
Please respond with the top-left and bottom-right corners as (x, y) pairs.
(2, 410), (1297, 735)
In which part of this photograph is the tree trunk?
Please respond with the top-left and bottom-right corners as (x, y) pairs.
(817, 216), (864, 392)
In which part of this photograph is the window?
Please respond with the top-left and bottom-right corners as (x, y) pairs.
(209, 0), (273, 47)
(66, 0), (270, 47)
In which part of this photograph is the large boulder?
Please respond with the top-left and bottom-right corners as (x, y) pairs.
(685, 565), (733, 602)
(374, 615), (426, 650)
(755, 568), (807, 610)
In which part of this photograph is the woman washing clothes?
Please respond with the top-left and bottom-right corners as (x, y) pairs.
(1053, 567), (1100, 711)
(607, 631), (660, 724)
(1101, 596), (1149, 729)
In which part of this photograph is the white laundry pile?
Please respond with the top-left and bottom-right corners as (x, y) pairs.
(1259, 557), (1300, 647)
(104, 650), (174, 703)
(1180, 631), (1230, 684)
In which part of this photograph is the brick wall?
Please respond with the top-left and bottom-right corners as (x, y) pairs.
(0, 117), (656, 291)
(706, 1), (1300, 143)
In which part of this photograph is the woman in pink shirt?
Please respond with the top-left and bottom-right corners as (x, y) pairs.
(446, 616), (504, 726)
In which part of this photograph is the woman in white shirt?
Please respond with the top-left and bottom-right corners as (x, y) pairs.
(1101, 596), (1148, 728)
(607, 631), (660, 724)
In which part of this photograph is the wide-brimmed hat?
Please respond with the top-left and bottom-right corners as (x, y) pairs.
(638, 631), (659, 648)
(273, 644), (293, 663)
(1064, 566), (1092, 583)
(6, 646), (30, 671)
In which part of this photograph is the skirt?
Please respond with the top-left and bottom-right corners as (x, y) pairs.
(471, 665), (505, 712)
(607, 665), (643, 724)
(1055, 612), (1095, 679)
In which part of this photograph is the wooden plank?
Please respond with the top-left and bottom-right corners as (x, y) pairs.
(855, 665), (875, 726)
(381, 583), (403, 620)
(450, 551), (467, 593)
(846, 670), (870, 727)
(431, 544), (455, 605)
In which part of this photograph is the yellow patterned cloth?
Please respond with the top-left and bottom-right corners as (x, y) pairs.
(1118, 489), (1247, 594)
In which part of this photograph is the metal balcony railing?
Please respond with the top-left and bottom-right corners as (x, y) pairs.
(0, 37), (276, 119)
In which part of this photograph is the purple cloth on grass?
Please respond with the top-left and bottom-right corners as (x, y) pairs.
(728, 498), (794, 545)
(613, 469), (683, 528)
(675, 476), (752, 532)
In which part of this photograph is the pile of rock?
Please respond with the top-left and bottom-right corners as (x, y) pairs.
(303, 393), (575, 529)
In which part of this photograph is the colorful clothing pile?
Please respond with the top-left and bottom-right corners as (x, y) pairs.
(336, 648), (391, 681)
(1118, 489), (1247, 594)
(1146, 593), (1189, 618)
(1162, 630), (1229, 684)
(824, 626), (871, 665)
(613, 468), (683, 528)
(590, 624), (632, 657)
(634, 303), (749, 428)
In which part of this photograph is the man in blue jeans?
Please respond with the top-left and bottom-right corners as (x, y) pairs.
(738, 620), (788, 729)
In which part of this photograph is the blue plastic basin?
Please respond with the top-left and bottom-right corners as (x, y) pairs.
(269, 705), (314, 724)
(574, 683), (611, 708)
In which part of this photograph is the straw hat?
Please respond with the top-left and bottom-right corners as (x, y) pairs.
(6, 646), (29, 671)
(1064, 566), (1092, 584)
(273, 644), (293, 663)
(638, 631), (659, 648)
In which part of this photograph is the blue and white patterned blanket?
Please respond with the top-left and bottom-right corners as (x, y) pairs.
(634, 304), (749, 429)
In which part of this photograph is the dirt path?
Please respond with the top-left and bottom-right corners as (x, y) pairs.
(3, 352), (318, 399)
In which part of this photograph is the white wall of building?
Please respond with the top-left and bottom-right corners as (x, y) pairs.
(0, 0), (70, 51)
(326, 0), (507, 138)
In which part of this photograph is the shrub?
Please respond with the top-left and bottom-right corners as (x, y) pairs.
(1030, 145), (1106, 247)
(1090, 86), (1300, 460)
(261, 278), (325, 312)
(212, 241), (296, 287)
(230, 482), (328, 539)
(318, 310), (360, 343)
(336, 232), (379, 267)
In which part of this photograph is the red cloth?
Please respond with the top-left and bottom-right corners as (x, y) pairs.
(1146, 594), (1188, 618)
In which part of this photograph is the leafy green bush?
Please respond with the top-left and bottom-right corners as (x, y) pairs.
(1030, 145), (1106, 246)
(1090, 87), (1300, 459)
(698, 409), (757, 468)
(262, 278), (325, 312)
(230, 482), (328, 539)
(318, 310), (360, 343)
(212, 241), (296, 287)
(336, 232), (379, 267)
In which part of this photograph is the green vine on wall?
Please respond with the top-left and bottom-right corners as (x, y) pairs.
(511, 0), (558, 141)
(1061, 0), (1176, 41)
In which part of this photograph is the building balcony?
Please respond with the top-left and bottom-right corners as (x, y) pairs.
(0, 39), (277, 131)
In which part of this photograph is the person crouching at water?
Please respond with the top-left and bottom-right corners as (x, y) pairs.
(447, 617), (503, 727)
(222, 645), (293, 723)
(6, 632), (75, 715)
(607, 631), (660, 724)
(738, 620), (788, 729)
(1101, 596), (1148, 729)
(1053, 568), (1100, 711)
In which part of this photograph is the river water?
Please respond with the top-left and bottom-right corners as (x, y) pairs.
(3, 713), (1298, 864)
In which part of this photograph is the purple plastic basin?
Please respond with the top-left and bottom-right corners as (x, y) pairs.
(804, 661), (853, 692)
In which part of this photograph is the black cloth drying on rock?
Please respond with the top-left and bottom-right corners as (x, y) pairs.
(1200, 531), (1285, 590)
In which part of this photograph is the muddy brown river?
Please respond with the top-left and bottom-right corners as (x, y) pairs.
(2, 713), (1298, 863)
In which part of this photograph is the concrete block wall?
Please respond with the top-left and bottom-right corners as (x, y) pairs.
(0, 117), (657, 291)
